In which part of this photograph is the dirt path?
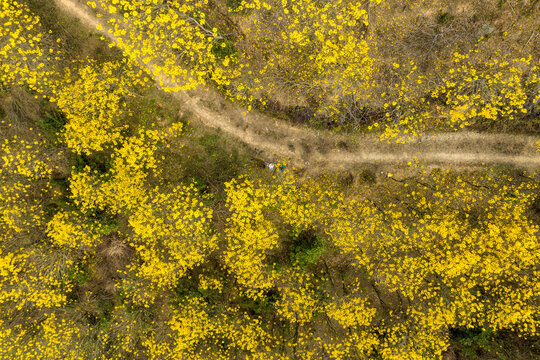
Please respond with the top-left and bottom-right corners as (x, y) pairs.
(53, 0), (540, 172)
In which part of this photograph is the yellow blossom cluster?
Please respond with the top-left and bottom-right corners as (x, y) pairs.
(0, 313), (87, 359)
(89, 0), (540, 142)
(0, 130), (79, 338)
(90, 0), (381, 116)
(89, 0), (241, 91)
(125, 184), (217, 305)
(46, 210), (102, 251)
(69, 124), (182, 214)
(0, 136), (52, 241)
(324, 169), (539, 357)
(272, 171), (343, 229)
(223, 176), (279, 299)
(237, 0), (380, 114)
(1, 136), (51, 180)
(274, 265), (319, 325)
(431, 53), (539, 129)
(49, 60), (148, 155)
(0, 0), (59, 94)
(0, 244), (77, 313)
(326, 295), (376, 329)
(142, 296), (276, 359)
(200, 168), (539, 358)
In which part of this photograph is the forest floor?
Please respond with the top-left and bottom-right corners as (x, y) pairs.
(53, 0), (540, 174)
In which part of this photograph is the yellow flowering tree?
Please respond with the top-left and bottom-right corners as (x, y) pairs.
(0, 136), (53, 243)
(0, 313), (88, 360)
(89, 0), (241, 91)
(235, 0), (381, 114)
(0, 0), (59, 94)
(222, 176), (280, 299)
(124, 184), (217, 307)
(431, 53), (540, 130)
(326, 168), (540, 358)
(69, 125), (182, 214)
(49, 60), (148, 155)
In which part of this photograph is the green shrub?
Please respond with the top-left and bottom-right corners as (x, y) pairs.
(437, 10), (454, 24)
(451, 327), (495, 359)
(39, 111), (66, 143)
(236, 289), (277, 316)
(226, 0), (243, 11)
(532, 195), (540, 213)
(91, 211), (119, 235)
(290, 229), (326, 268)
(71, 152), (112, 174)
(211, 38), (237, 60)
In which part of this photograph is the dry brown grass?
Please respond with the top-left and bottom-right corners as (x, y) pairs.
(83, 235), (133, 301)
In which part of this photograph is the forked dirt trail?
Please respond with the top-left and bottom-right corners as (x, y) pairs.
(54, 0), (540, 171)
